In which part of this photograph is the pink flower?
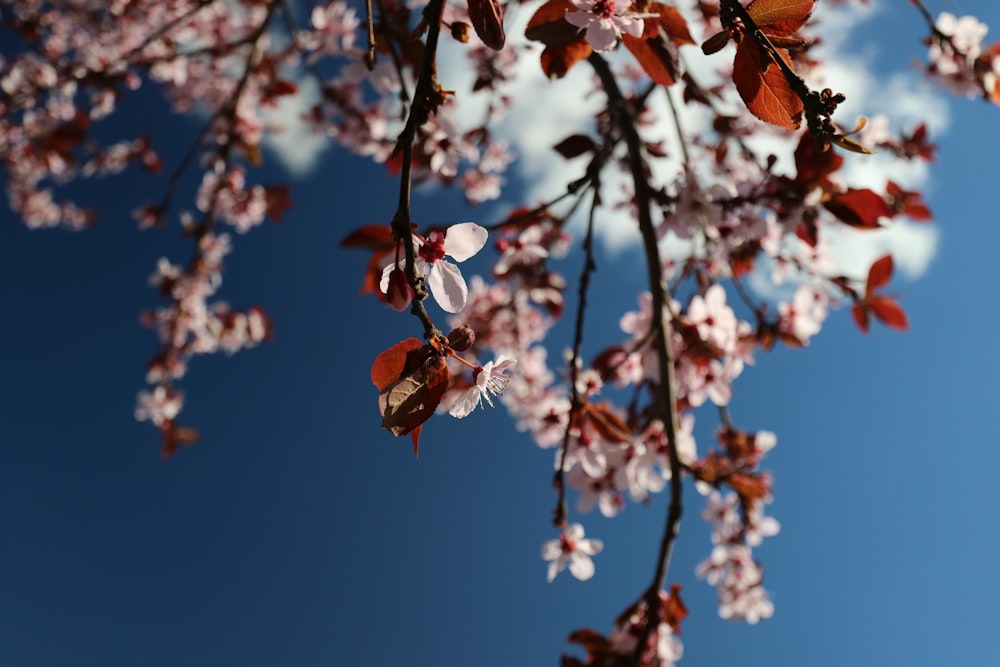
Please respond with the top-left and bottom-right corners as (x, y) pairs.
(448, 355), (517, 418)
(565, 0), (646, 53)
(687, 284), (738, 353)
(541, 523), (603, 582)
(380, 222), (488, 313)
(778, 285), (827, 344)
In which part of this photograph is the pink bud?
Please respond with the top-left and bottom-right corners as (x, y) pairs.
(385, 268), (414, 311)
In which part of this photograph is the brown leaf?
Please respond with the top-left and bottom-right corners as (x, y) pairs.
(624, 30), (677, 86)
(865, 255), (894, 294)
(823, 188), (891, 229)
(869, 295), (908, 330)
(371, 338), (424, 391)
(553, 134), (597, 159)
(747, 0), (814, 34)
(541, 39), (593, 80)
(583, 402), (631, 443)
(467, 0), (505, 50)
(732, 37), (802, 129)
(525, 0), (580, 48)
(655, 3), (695, 46)
(379, 354), (450, 443)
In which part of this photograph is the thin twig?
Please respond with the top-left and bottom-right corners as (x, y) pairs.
(589, 52), (684, 666)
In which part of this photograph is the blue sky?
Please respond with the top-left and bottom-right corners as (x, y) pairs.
(2, 2), (1000, 666)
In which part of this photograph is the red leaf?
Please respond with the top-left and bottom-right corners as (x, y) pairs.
(662, 584), (688, 634)
(793, 133), (842, 185)
(160, 421), (199, 459)
(869, 295), (909, 330)
(379, 354), (450, 441)
(823, 188), (892, 228)
(624, 30), (677, 86)
(886, 181), (932, 221)
(655, 3), (695, 46)
(263, 184), (292, 221)
(732, 36), (802, 129)
(371, 338), (424, 391)
(727, 472), (770, 501)
(747, 0), (814, 33)
(583, 402), (631, 443)
(851, 303), (870, 334)
(865, 255), (894, 294)
(410, 424), (423, 458)
(553, 134), (597, 159)
(540, 39), (593, 79)
(525, 0), (580, 47)
(341, 224), (395, 251)
(467, 0), (505, 50)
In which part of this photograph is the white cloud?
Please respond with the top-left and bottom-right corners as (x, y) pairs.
(439, 1), (952, 281)
(260, 73), (330, 175)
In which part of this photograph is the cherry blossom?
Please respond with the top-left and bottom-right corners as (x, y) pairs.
(687, 284), (738, 353)
(4, 0), (993, 658)
(564, 0), (646, 52)
(380, 222), (489, 313)
(541, 523), (603, 582)
(448, 355), (518, 418)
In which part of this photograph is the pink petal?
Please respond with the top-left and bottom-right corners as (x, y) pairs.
(586, 21), (619, 52)
(448, 387), (482, 418)
(564, 10), (594, 30)
(442, 222), (488, 262)
(428, 260), (469, 313)
(620, 16), (644, 39)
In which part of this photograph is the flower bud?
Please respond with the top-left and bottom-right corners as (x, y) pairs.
(451, 21), (471, 43)
(447, 324), (476, 351)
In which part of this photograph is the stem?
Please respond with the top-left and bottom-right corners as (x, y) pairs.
(588, 52), (684, 665)
(554, 186), (601, 527)
(389, 0), (446, 339)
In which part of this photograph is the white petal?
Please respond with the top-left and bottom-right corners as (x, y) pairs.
(492, 355), (518, 373)
(586, 22), (619, 52)
(442, 222), (488, 262)
(620, 17), (644, 39)
(448, 387), (482, 418)
(565, 523), (585, 541)
(427, 261), (468, 313)
(379, 262), (397, 293)
(541, 540), (562, 560)
(568, 553), (595, 581)
(564, 10), (594, 30)
(576, 538), (603, 556)
(547, 559), (563, 582)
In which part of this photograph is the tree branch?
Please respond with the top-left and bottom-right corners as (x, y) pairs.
(588, 52), (684, 665)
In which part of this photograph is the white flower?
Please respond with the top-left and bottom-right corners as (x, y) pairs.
(448, 355), (517, 418)
(564, 0), (645, 52)
(380, 222), (488, 313)
(541, 523), (603, 582)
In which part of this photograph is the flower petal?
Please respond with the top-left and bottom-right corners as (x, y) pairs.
(428, 260), (469, 313)
(576, 538), (603, 556)
(448, 386), (482, 418)
(568, 553), (595, 580)
(586, 21), (619, 52)
(565, 523), (585, 541)
(564, 10), (594, 30)
(541, 540), (562, 560)
(442, 222), (488, 262)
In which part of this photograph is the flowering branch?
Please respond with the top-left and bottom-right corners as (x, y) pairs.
(588, 51), (684, 665)
(554, 187), (601, 527)
(389, 0), (448, 339)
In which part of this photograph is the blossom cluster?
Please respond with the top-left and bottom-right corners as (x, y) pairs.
(4, 0), (996, 664)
